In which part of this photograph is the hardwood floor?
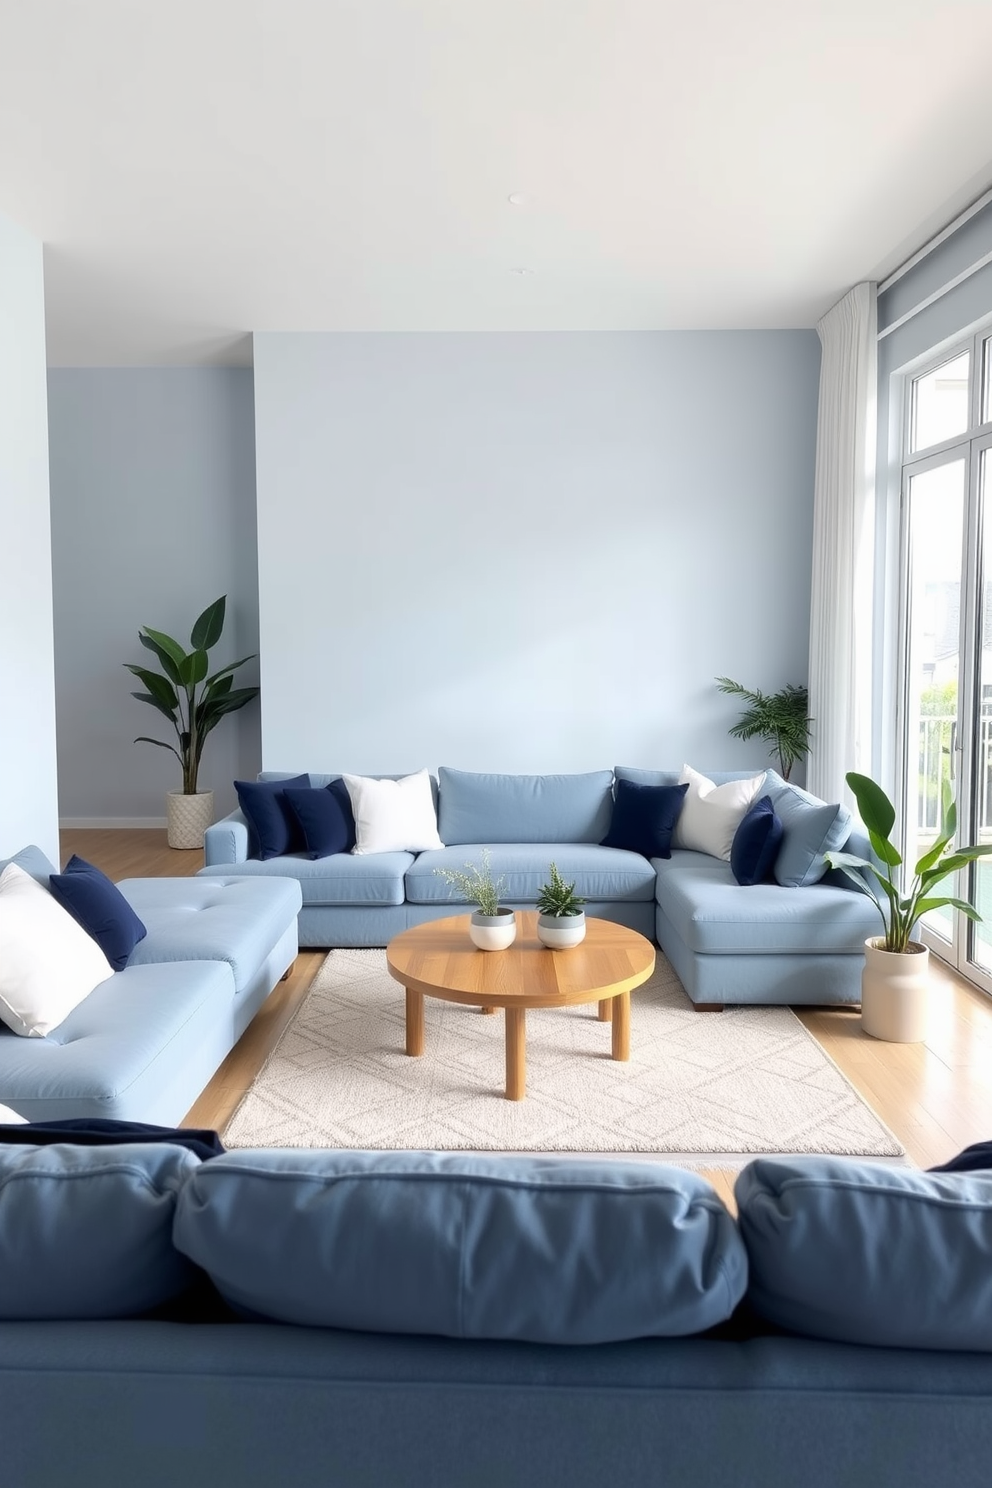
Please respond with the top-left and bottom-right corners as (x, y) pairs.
(62, 828), (992, 1203)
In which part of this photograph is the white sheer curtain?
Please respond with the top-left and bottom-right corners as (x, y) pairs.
(807, 281), (877, 807)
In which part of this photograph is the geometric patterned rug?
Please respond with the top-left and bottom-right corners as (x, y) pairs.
(223, 949), (905, 1166)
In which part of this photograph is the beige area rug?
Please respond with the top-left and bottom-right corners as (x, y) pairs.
(223, 949), (905, 1166)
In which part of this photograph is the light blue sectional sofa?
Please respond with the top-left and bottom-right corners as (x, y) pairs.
(0, 1142), (989, 1488)
(202, 767), (880, 1007)
(0, 846), (301, 1123)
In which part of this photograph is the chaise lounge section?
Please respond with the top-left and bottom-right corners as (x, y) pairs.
(0, 846), (302, 1123)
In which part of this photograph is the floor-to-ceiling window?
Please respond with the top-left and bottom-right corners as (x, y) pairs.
(898, 328), (992, 994)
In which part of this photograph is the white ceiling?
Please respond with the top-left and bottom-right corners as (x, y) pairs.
(3, 0), (992, 366)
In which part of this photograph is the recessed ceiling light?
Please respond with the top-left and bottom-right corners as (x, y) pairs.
(510, 266), (535, 275)
(507, 193), (529, 206)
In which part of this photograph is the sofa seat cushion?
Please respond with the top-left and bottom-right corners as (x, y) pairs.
(736, 1156), (992, 1352)
(197, 854), (413, 907)
(0, 1141), (200, 1319)
(407, 844), (657, 906)
(174, 1150), (747, 1343)
(654, 851), (881, 955)
(437, 768), (614, 845)
(119, 876), (303, 994)
(0, 960), (233, 1116)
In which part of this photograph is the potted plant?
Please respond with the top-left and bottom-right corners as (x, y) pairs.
(825, 771), (992, 1042)
(433, 848), (516, 950)
(715, 677), (812, 781)
(125, 595), (260, 849)
(536, 862), (586, 949)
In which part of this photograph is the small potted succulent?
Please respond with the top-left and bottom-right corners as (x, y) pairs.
(536, 862), (586, 949)
(433, 848), (516, 951)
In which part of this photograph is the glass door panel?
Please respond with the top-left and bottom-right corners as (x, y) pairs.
(904, 458), (966, 946)
(969, 446), (992, 976)
(911, 351), (970, 453)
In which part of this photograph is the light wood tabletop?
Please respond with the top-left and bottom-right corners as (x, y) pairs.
(386, 911), (656, 1100)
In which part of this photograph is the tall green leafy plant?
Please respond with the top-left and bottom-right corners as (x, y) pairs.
(715, 677), (812, 781)
(125, 596), (259, 795)
(825, 771), (992, 953)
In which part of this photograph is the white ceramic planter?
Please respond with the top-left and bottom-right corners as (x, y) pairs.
(166, 789), (214, 850)
(537, 911), (587, 950)
(469, 909), (517, 951)
(861, 937), (930, 1043)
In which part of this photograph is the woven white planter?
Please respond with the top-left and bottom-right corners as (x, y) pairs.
(166, 790), (214, 850)
(861, 937), (930, 1043)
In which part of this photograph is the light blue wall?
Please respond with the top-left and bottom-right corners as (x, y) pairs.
(253, 331), (821, 776)
(0, 213), (59, 864)
(48, 370), (261, 822)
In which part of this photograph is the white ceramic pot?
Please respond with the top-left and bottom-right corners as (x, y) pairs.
(537, 911), (587, 950)
(860, 937), (930, 1043)
(469, 909), (517, 951)
(166, 789), (214, 850)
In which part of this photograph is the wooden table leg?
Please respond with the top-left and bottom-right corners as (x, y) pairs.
(598, 998), (612, 1021)
(505, 1006), (526, 1100)
(611, 992), (630, 1061)
(480, 1006), (496, 1015)
(406, 988), (424, 1056)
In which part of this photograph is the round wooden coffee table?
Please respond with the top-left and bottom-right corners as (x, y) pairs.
(386, 911), (656, 1101)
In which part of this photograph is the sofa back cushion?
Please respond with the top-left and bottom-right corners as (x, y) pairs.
(174, 1150), (747, 1343)
(736, 1156), (992, 1351)
(0, 844), (58, 885)
(0, 1142), (201, 1318)
(438, 768), (614, 845)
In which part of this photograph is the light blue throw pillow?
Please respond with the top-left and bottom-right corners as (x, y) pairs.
(762, 772), (851, 887)
(174, 1150), (748, 1343)
(0, 1142), (201, 1318)
(437, 768), (614, 845)
(736, 1156), (992, 1351)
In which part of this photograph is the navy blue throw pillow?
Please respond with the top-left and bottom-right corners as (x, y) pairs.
(929, 1140), (992, 1174)
(601, 780), (689, 859)
(730, 795), (784, 886)
(48, 855), (147, 971)
(283, 781), (356, 859)
(235, 776), (310, 860)
(0, 1119), (225, 1162)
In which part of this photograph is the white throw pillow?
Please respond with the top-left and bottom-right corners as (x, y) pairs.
(0, 864), (114, 1037)
(674, 765), (767, 861)
(342, 770), (444, 855)
(0, 1103), (26, 1124)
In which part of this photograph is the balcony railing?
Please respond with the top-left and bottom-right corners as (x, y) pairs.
(917, 712), (992, 833)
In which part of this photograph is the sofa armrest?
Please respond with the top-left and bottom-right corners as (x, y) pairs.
(204, 811), (250, 866)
